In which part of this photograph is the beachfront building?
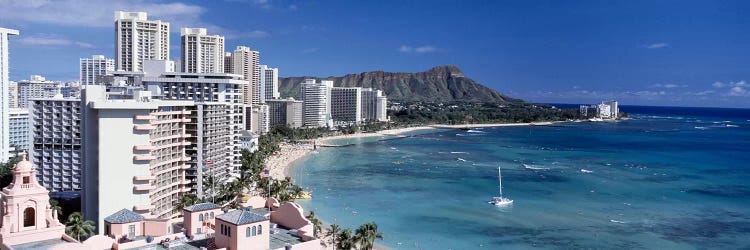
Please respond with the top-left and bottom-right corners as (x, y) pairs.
(331, 87), (362, 126)
(180, 28), (225, 73)
(231, 46), (260, 105)
(215, 209), (270, 250)
(300, 79), (333, 128)
(115, 11), (170, 72)
(0, 154), (68, 249)
(8, 108), (29, 154)
(266, 98), (303, 128)
(360, 88), (388, 122)
(29, 98), (82, 192)
(16, 75), (63, 108)
(258, 65), (279, 103)
(376, 95), (388, 121)
(579, 105), (588, 117)
(183, 203), (222, 238)
(248, 105), (269, 134)
(80, 55), (115, 85)
(605, 100), (619, 118)
(1, 27), (19, 163)
(597, 103), (612, 119)
(81, 86), (195, 233)
(141, 60), (246, 197)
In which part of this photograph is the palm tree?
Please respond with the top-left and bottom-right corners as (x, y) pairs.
(337, 229), (355, 250)
(65, 212), (95, 241)
(353, 222), (383, 250)
(326, 224), (342, 249)
(49, 199), (63, 218)
(305, 211), (322, 237)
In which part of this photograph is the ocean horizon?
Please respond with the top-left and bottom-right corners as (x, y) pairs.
(291, 105), (750, 249)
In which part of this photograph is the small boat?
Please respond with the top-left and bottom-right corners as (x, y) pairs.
(489, 165), (513, 206)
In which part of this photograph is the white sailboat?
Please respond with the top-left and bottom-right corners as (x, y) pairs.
(489, 166), (513, 206)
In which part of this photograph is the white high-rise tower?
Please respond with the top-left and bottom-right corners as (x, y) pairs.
(258, 65), (279, 103)
(80, 55), (114, 85)
(1, 27), (19, 162)
(114, 11), (170, 72)
(231, 46), (260, 105)
(180, 28), (225, 73)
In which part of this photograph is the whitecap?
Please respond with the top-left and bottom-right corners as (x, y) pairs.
(694, 126), (708, 130)
(610, 219), (626, 224)
(581, 169), (594, 173)
(523, 164), (550, 170)
(457, 158), (467, 162)
(450, 151), (469, 154)
(466, 129), (485, 133)
(726, 124), (739, 128)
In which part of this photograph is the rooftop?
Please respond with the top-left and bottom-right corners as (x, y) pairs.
(130, 238), (212, 250)
(183, 202), (220, 212)
(269, 225), (306, 249)
(104, 209), (144, 224)
(11, 238), (70, 250)
(216, 209), (267, 225)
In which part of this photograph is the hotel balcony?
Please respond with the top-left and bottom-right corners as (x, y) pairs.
(133, 175), (156, 181)
(134, 115), (156, 120)
(180, 180), (191, 185)
(180, 156), (192, 161)
(133, 185), (155, 191)
(180, 187), (192, 192)
(133, 205), (153, 211)
(180, 165), (191, 170)
(133, 154), (157, 161)
(134, 145), (156, 151)
(134, 124), (156, 131)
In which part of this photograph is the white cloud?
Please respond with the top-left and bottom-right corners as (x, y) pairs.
(399, 45), (438, 53)
(712, 82), (726, 88)
(18, 34), (94, 48)
(652, 83), (684, 88)
(301, 48), (319, 54)
(644, 43), (669, 49)
(729, 86), (747, 96)
(711, 80), (747, 96)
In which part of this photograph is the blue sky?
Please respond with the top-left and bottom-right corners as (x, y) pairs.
(1, 0), (749, 107)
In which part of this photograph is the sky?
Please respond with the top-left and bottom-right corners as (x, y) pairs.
(1, 0), (749, 108)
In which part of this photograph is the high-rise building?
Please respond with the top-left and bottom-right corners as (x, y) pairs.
(29, 98), (82, 192)
(223, 52), (233, 74)
(331, 87), (362, 126)
(8, 81), (17, 108)
(248, 105), (269, 134)
(180, 28), (225, 73)
(80, 55), (114, 85)
(8, 108), (29, 153)
(360, 88), (388, 122)
(141, 61), (246, 197)
(82, 86), (194, 233)
(606, 100), (619, 119)
(114, 11), (170, 72)
(300, 79), (333, 128)
(17, 75), (63, 108)
(266, 98), (303, 128)
(376, 95), (388, 121)
(258, 65), (278, 103)
(231, 46), (259, 105)
(1, 27), (19, 162)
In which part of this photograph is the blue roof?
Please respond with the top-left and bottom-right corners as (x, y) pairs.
(216, 209), (267, 225)
(104, 209), (144, 224)
(184, 202), (220, 212)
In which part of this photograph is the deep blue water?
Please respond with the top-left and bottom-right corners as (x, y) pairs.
(292, 106), (750, 249)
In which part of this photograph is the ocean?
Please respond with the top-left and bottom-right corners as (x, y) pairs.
(291, 106), (750, 249)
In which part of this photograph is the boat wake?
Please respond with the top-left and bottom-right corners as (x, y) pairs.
(467, 129), (485, 133)
(457, 158), (468, 162)
(580, 169), (594, 173)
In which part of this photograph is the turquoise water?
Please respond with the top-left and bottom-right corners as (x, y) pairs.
(292, 109), (750, 249)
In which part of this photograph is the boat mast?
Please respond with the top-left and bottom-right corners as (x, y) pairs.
(498, 166), (503, 197)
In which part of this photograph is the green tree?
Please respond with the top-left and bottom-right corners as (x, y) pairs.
(49, 199), (63, 218)
(326, 224), (342, 249)
(305, 211), (322, 237)
(353, 222), (383, 250)
(65, 212), (96, 241)
(337, 229), (356, 250)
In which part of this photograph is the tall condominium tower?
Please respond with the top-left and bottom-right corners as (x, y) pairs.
(30, 98), (82, 192)
(231, 46), (259, 105)
(180, 28), (225, 73)
(360, 88), (388, 122)
(258, 65), (279, 103)
(266, 98), (303, 128)
(114, 11), (170, 72)
(331, 87), (362, 126)
(1, 27), (19, 162)
(17, 75), (62, 108)
(80, 55), (115, 85)
(8, 108), (29, 153)
(248, 105), (269, 134)
(300, 79), (333, 128)
(8, 81), (17, 108)
(223, 52), (233, 74)
(82, 86), (194, 233)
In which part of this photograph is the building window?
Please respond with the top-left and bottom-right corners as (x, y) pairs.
(197, 228), (202, 234)
(199, 214), (203, 221)
(252, 226), (256, 236)
(210, 212), (214, 219)
(23, 176), (30, 184)
(246, 227), (251, 237)
(258, 225), (262, 235)
(23, 207), (35, 227)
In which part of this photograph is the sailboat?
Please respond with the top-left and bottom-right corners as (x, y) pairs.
(489, 166), (513, 206)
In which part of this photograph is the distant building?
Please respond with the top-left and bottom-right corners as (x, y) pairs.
(266, 98), (303, 128)
(224, 52), (233, 74)
(605, 100), (619, 118)
(300, 79), (333, 128)
(597, 103), (612, 119)
(231, 46), (260, 105)
(30, 98), (82, 192)
(17, 75), (63, 108)
(8, 81), (17, 108)
(376, 95), (388, 122)
(331, 87), (362, 126)
(80, 55), (114, 85)
(258, 65), (279, 103)
(180, 28), (225, 73)
(249, 105), (269, 134)
(1, 27), (19, 162)
(114, 11), (170, 71)
(361, 88), (388, 122)
(8, 108), (29, 153)
(579, 105), (588, 117)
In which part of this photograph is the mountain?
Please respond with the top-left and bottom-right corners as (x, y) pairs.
(278, 65), (521, 103)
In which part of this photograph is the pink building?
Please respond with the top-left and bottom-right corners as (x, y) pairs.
(215, 209), (269, 250)
(0, 155), (68, 249)
(103, 209), (171, 243)
(182, 203), (222, 238)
